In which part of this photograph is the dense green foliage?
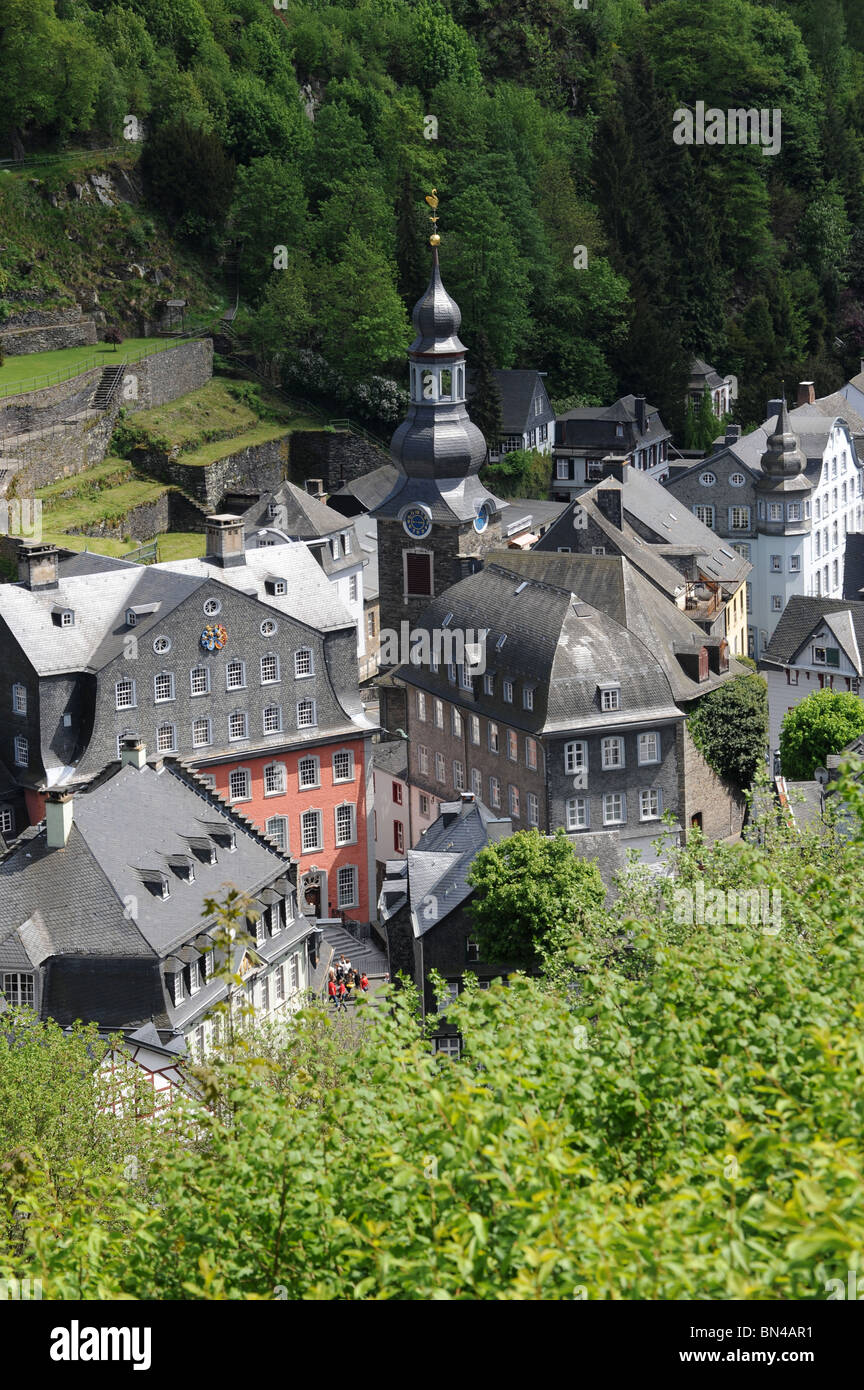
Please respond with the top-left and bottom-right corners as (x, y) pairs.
(780, 687), (864, 777)
(481, 447), (551, 499)
(4, 1), (864, 429)
(687, 671), (769, 789)
(3, 786), (864, 1299)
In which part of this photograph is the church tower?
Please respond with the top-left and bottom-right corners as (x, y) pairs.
(374, 192), (504, 648)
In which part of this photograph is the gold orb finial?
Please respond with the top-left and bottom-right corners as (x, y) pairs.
(425, 188), (440, 246)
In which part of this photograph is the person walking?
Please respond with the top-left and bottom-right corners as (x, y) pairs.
(327, 978), (338, 1009)
(337, 978), (348, 1013)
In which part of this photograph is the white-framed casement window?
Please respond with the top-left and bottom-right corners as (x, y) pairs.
(602, 792), (626, 825)
(13, 735), (28, 767)
(488, 722), (500, 754)
(503, 679), (514, 703)
(337, 865), (358, 909)
(527, 792), (539, 826)
(509, 784), (520, 817)
(770, 555), (782, 572)
(523, 686), (535, 711)
(693, 504), (715, 527)
(453, 760), (465, 791)
(435, 752), (446, 783)
(771, 596), (782, 612)
(1, 972), (35, 1008)
(556, 458), (570, 481)
(459, 663), (474, 691)
(172, 971), (186, 1006)
(260, 653), (280, 684)
(483, 673), (495, 696)
(789, 554), (801, 572)
(435, 1035), (461, 1059)
(434, 699), (444, 729)
(297, 699), (317, 728)
(470, 715), (480, 744)
(156, 724), (176, 753)
(154, 671), (175, 703)
(290, 953), (300, 992)
(263, 705), (282, 733)
(769, 503), (783, 522)
(417, 745), (429, 775)
(639, 788), (662, 821)
(295, 648), (314, 678)
(228, 710), (248, 741)
(525, 737), (538, 770)
(188, 958), (203, 996)
(600, 684), (621, 712)
(333, 749), (354, 782)
(417, 691), (427, 720)
(275, 965), (286, 1004)
(489, 776), (501, 809)
(334, 803), (356, 845)
(115, 678), (136, 710)
(451, 708), (462, 737)
(564, 740), (587, 774)
(190, 666), (210, 696)
(192, 717), (212, 748)
(471, 768), (482, 799)
(787, 503), (801, 521)
(394, 819), (405, 854)
(229, 768), (251, 802)
(507, 729), (518, 761)
(566, 797), (588, 830)
(601, 736), (624, 769)
(729, 506), (750, 530)
(263, 762), (287, 796)
(266, 816), (289, 852)
(0, 806), (14, 836)
(348, 575), (358, 604)
(330, 538), (340, 561)
(298, 755), (320, 788)
(11, 684), (26, 715)
(637, 731), (660, 765)
(226, 659), (246, 691)
(419, 792), (431, 817)
(300, 809), (323, 852)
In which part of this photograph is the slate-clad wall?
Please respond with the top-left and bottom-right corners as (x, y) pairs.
(290, 430), (388, 490)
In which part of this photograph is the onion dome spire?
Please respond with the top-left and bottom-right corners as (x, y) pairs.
(760, 400), (806, 478)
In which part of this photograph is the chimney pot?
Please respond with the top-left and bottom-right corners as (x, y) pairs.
(45, 790), (74, 849)
(120, 736), (146, 770)
(205, 514), (246, 568)
(797, 381), (815, 407)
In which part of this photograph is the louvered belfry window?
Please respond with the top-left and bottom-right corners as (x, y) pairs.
(405, 552), (432, 596)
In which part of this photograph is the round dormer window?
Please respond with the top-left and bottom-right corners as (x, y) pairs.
(260, 618), (278, 637)
(473, 502), (492, 534)
(152, 635), (171, 654)
(203, 597), (222, 617)
(700, 472), (716, 486)
(730, 472), (746, 487)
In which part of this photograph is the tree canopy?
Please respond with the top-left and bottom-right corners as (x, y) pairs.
(779, 687), (864, 777)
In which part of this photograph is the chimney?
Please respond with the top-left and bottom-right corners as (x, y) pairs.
(120, 735), (146, 770)
(45, 790), (74, 849)
(595, 483), (623, 529)
(797, 381), (815, 407)
(634, 396), (646, 433)
(601, 456), (627, 484)
(17, 540), (59, 590)
(725, 424), (742, 445)
(205, 514), (245, 568)
(459, 790), (475, 804)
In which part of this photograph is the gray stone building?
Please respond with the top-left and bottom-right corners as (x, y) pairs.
(467, 368), (555, 462)
(393, 549), (749, 868)
(552, 395), (673, 500)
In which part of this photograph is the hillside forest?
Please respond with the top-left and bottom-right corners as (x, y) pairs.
(2, 0), (864, 432)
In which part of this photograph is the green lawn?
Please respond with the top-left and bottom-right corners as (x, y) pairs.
(0, 338), (182, 395)
(156, 531), (207, 561)
(177, 422), (295, 466)
(127, 376), (319, 452)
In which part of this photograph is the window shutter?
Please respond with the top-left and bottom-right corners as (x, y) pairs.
(405, 552), (432, 595)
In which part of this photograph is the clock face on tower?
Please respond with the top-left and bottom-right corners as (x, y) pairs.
(402, 506), (432, 539)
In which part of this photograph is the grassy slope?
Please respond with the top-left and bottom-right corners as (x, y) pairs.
(124, 376), (319, 463)
(0, 338), (172, 393)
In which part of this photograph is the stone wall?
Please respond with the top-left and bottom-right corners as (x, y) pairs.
(2, 306), (83, 328)
(6, 396), (125, 496)
(123, 339), (213, 412)
(61, 488), (205, 543)
(676, 719), (746, 842)
(0, 369), (103, 438)
(132, 432), (291, 512)
(0, 320), (97, 355)
(289, 429), (389, 491)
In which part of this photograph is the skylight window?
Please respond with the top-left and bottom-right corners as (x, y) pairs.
(495, 634), (507, 651)
(514, 581), (528, 595)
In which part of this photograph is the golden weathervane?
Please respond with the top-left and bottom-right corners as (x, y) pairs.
(425, 189), (440, 246)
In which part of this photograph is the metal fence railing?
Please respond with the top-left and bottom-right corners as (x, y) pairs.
(0, 337), (198, 401)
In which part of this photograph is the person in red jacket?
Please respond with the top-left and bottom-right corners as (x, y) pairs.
(360, 972), (369, 992)
(337, 978), (348, 1013)
(327, 978), (338, 1008)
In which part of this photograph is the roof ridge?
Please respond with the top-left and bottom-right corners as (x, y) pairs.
(169, 757), (296, 863)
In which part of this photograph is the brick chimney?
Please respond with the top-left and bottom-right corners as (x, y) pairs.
(17, 540), (59, 590)
(205, 514), (245, 568)
(797, 381), (815, 407)
(45, 790), (74, 849)
(120, 736), (146, 770)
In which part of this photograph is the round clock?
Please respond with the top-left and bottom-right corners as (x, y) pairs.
(402, 505), (431, 540)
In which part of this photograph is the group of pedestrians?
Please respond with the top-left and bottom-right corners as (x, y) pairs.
(327, 955), (369, 1012)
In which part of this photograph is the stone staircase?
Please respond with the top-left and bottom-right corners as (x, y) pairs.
(91, 364), (125, 410)
(319, 921), (389, 978)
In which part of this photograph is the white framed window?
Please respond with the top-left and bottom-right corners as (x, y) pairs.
(470, 715), (480, 744)
(787, 503), (801, 521)
(507, 729), (518, 762)
(331, 538), (340, 561)
(434, 698), (444, 729)
(639, 788), (661, 821)
(509, 784), (520, 817)
(451, 708), (462, 737)
(156, 724), (176, 753)
(298, 755), (320, 788)
(435, 1035), (461, 1058)
(471, 768), (482, 799)
(771, 596), (782, 613)
(333, 749), (354, 782)
(525, 737), (538, 770)
(637, 731), (660, 765)
(229, 768), (251, 802)
(693, 504), (714, 527)
(154, 671), (175, 703)
(770, 555), (782, 572)
(789, 554), (801, 572)
(264, 762), (286, 796)
(335, 803), (356, 845)
(0, 807), (14, 836)
(115, 678), (136, 710)
(503, 679), (514, 703)
(600, 685), (620, 712)
(226, 659), (245, 691)
(297, 699), (317, 728)
(483, 673), (495, 696)
(564, 741), (587, 774)
(527, 792), (539, 826)
(453, 760), (465, 791)
(417, 745), (429, 775)
(275, 965), (285, 1003)
(489, 776), (501, 809)
(592, 546), (606, 556)
(435, 751), (446, 783)
(556, 458), (569, 480)
(602, 792), (626, 825)
(566, 797), (588, 830)
(263, 705), (282, 733)
(729, 506), (750, 530)
(60, 610), (74, 628)
(11, 684), (26, 715)
(260, 653), (280, 684)
(699, 472), (716, 486)
(367, 611), (376, 638)
(290, 953), (300, 992)
(348, 575), (358, 604)
(732, 543), (750, 561)
(2, 972), (35, 1008)
(228, 711), (248, 741)
(488, 722), (499, 754)
(769, 503), (783, 522)
(523, 686), (535, 711)
(417, 691), (427, 720)
(601, 737), (624, 769)
(337, 865), (358, 909)
(295, 648), (314, 679)
(190, 666), (209, 696)
(192, 717), (211, 748)
(301, 809), (323, 853)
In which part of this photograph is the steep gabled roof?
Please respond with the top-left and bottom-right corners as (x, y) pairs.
(760, 595), (864, 670)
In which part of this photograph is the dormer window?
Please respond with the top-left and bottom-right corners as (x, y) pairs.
(599, 683), (621, 712)
(53, 607), (75, 627)
(267, 502), (279, 519)
(125, 609), (137, 627)
(265, 577), (287, 596)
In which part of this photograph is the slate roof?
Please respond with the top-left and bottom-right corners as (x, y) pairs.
(402, 798), (513, 935)
(689, 358), (727, 391)
(329, 463), (401, 513)
(687, 396), (862, 485)
(466, 369), (554, 433)
(242, 482), (353, 539)
(373, 470), (504, 525)
(373, 739), (409, 779)
(556, 395), (672, 449)
(759, 595), (864, 670)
